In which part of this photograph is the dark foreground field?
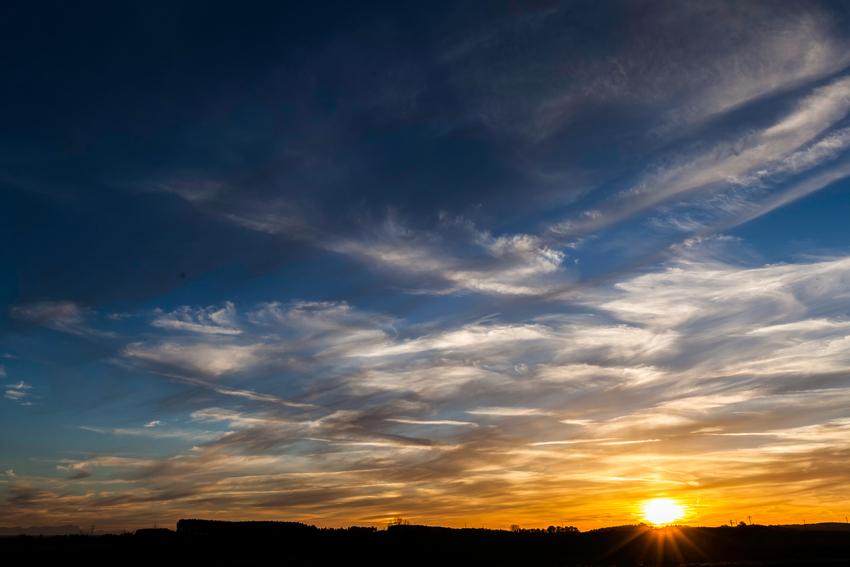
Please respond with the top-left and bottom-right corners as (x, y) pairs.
(3, 520), (850, 566)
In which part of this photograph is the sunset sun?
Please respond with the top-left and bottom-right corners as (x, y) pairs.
(641, 499), (685, 525)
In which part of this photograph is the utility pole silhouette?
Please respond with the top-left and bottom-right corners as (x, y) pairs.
(90, 524), (95, 536)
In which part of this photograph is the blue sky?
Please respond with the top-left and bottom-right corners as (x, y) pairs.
(4, 0), (850, 530)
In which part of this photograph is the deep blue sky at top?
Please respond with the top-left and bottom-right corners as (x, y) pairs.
(4, 0), (850, 317)
(4, 2), (519, 309)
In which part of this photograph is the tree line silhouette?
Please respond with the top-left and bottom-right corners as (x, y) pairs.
(3, 519), (849, 565)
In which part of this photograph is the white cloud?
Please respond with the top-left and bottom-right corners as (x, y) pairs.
(124, 301), (397, 405)
(5, 381), (32, 403)
(386, 418), (478, 427)
(598, 439), (660, 446)
(329, 215), (569, 296)
(152, 303), (242, 335)
(247, 301), (393, 349)
(354, 323), (549, 359)
(641, 156), (850, 243)
(736, 126), (850, 186)
(107, 312), (134, 320)
(80, 424), (218, 441)
(441, 1), (850, 145)
(667, 7), (850, 126)
(145, 179), (313, 238)
(9, 301), (91, 335)
(467, 407), (551, 416)
(123, 342), (267, 376)
(596, 255), (850, 332)
(551, 77), (850, 240)
(532, 438), (614, 446)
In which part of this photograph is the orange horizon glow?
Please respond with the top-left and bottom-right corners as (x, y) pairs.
(5, 493), (825, 534)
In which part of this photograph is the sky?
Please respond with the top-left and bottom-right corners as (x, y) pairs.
(3, 0), (850, 532)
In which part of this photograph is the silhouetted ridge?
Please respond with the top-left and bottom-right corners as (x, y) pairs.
(0, 525), (84, 536)
(135, 527), (175, 540)
(177, 519), (318, 538)
(4, 522), (849, 566)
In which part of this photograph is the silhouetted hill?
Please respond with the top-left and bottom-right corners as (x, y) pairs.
(177, 519), (318, 538)
(3, 521), (849, 565)
(771, 522), (850, 532)
(0, 525), (90, 536)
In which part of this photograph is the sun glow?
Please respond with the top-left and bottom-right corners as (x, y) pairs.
(641, 498), (685, 525)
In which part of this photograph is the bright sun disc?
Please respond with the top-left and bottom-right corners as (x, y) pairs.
(641, 498), (684, 525)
